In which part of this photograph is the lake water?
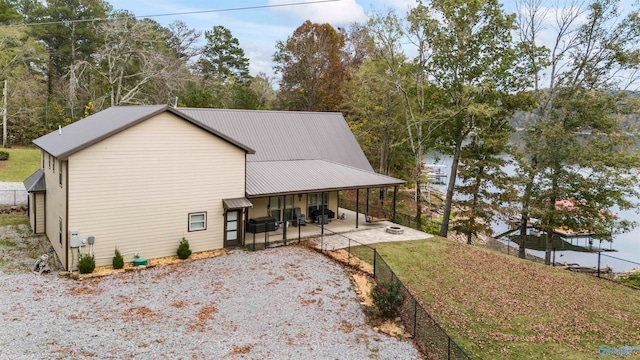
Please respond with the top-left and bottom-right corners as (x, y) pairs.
(424, 151), (640, 272)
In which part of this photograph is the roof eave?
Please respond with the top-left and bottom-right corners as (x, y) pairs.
(246, 181), (405, 198)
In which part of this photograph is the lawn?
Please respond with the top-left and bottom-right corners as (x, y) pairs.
(0, 214), (29, 227)
(350, 237), (640, 359)
(0, 147), (41, 182)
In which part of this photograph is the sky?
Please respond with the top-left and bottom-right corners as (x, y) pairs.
(105, 0), (638, 89)
(106, 0), (416, 80)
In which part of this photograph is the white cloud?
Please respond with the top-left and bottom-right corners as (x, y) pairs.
(267, 0), (367, 25)
(378, 0), (418, 12)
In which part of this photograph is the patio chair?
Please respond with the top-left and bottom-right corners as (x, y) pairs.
(294, 207), (306, 226)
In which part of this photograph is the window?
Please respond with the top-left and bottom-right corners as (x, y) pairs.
(52, 157), (55, 173)
(59, 218), (63, 245)
(308, 192), (327, 209)
(269, 196), (282, 221)
(188, 212), (206, 232)
(42, 152), (44, 169)
(59, 161), (63, 187)
(48, 155), (51, 169)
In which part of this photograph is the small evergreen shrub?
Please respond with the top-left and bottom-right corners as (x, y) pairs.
(112, 247), (124, 269)
(371, 278), (404, 318)
(0, 151), (8, 161)
(78, 254), (96, 274)
(177, 237), (192, 259)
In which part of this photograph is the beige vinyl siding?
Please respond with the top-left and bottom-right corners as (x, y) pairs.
(28, 193), (35, 231)
(68, 112), (246, 267)
(44, 155), (67, 269)
(34, 193), (45, 234)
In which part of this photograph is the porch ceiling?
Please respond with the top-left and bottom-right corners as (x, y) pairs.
(246, 160), (404, 197)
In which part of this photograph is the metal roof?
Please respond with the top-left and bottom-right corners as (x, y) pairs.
(246, 160), (404, 197)
(223, 197), (253, 209)
(32, 105), (255, 159)
(23, 169), (46, 192)
(178, 108), (374, 172)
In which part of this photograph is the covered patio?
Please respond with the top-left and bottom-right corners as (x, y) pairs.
(244, 207), (432, 250)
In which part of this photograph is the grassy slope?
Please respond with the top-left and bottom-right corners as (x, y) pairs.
(351, 237), (640, 359)
(0, 214), (29, 227)
(0, 147), (40, 182)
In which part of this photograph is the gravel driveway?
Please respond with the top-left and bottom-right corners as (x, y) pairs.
(0, 246), (419, 359)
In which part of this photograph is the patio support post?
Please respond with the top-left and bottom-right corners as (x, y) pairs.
(321, 193), (325, 234)
(356, 189), (359, 229)
(366, 188), (369, 214)
(393, 186), (398, 223)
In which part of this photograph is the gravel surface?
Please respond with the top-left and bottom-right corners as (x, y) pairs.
(0, 245), (420, 359)
(0, 182), (27, 205)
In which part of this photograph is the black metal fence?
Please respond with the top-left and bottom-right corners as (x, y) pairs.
(371, 249), (470, 360)
(313, 224), (470, 359)
(593, 252), (640, 281)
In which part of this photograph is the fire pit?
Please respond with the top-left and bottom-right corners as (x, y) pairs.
(385, 226), (404, 235)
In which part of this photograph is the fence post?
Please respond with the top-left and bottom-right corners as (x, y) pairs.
(448, 337), (451, 360)
(413, 298), (417, 338)
(597, 251), (601, 278)
(373, 248), (377, 279)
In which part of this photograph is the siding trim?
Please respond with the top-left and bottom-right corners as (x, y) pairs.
(65, 161), (69, 270)
(33, 194), (36, 234)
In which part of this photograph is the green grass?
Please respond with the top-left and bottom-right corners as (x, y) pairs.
(0, 214), (29, 227)
(0, 147), (41, 181)
(351, 237), (640, 359)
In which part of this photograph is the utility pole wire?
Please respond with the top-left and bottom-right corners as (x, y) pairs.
(1, 0), (343, 28)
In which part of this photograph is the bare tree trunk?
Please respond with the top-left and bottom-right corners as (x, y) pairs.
(518, 168), (536, 259)
(440, 137), (463, 237)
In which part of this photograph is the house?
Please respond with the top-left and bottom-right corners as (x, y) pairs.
(24, 105), (404, 270)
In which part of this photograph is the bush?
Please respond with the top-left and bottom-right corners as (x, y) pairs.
(112, 247), (124, 269)
(177, 237), (192, 259)
(619, 273), (640, 288)
(0, 151), (8, 161)
(78, 254), (96, 274)
(371, 278), (404, 318)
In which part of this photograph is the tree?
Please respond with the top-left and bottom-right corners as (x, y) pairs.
(274, 20), (347, 111)
(92, 15), (188, 107)
(515, 0), (640, 264)
(453, 112), (514, 244)
(167, 20), (202, 64)
(29, 0), (111, 122)
(405, 0), (518, 238)
(0, 0), (20, 24)
(0, 24), (48, 145)
(197, 25), (250, 83)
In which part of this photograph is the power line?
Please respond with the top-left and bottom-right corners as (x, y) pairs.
(3, 0), (342, 28)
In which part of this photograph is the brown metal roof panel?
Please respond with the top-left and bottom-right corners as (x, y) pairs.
(32, 105), (255, 159)
(23, 168), (46, 192)
(246, 160), (404, 197)
(223, 197), (253, 209)
(33, 105), (168, 159)
(178, 109), (374, 171)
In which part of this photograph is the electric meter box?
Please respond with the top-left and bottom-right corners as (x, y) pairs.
(69, 231), (81, 248)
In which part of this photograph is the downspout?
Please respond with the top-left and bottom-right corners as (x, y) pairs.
(65, 160), (69, 271)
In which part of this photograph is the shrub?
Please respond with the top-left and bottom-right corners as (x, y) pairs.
(177, 237), (192, 259)
(0, 151), (8, 161)
(112, 247), (124, 269)
(371, 278), (404, 318)
(78, 254), (96, 274)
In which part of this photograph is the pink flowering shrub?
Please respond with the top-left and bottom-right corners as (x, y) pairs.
(371, 278), (403, 318)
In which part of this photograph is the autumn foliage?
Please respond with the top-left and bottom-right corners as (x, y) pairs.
(274, 20), (347, 112)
